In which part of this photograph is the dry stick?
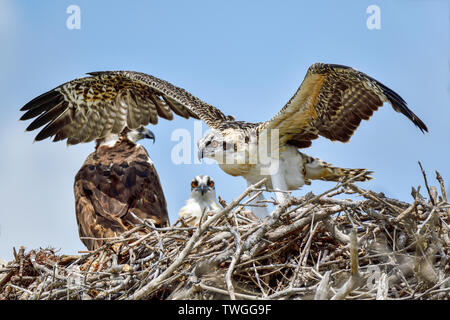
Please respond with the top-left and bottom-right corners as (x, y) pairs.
(47, 264), (58, 300)
(266, 285), (317, 299)
(265, 205), (342, 241)
(197, 283), (260, 300)
(314, 270), (332, 300)
(12, 247), (18, 263)
(436, 171), (448, 203)
(395, 200), (418, 222)
(290, 221), (319, 287)
(225, 228), (243, 300)
(431, 186), (440, 205)
(79, 225), (145, 244)
(348, 184), (403, 215)
(83, 250), (106, 286)
(376, 273), (389, 300)
(245, 198), (295, 254)
(322, 218), (352, 244)
(3, 169), (448, 301)
(225, 205), (341, 298)
(252, 261), (267, 297)
(418, 161), (435, 206)
(189, 192), (294, 276)
(331, 229), (362, 300)
(224, 210), (244, 300)
(18, 246), (25, 280)
(0, 270), (14, 292)
(301, 222), (320, 266)
(417, 207), (437, 235)
(70, 236), (140, 267)
(240, 190), (264, 207)
(127, 179), (267, 300)
(6, 284), (33, 296)
(238, 239), (300, 268)
(96, 275), (132, 300)
(317, 196), (368, 208)
(436, 171), (450, 221)
(206, 199), (298, 295)
(414, 276), (450, 299)
(200, 173), (372, 271)
(283, 171), (369, 217)
(29, 251), (66, 282)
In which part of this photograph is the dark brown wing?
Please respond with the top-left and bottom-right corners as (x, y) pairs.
(258, 63), (428, 148)
(20, 71), (233, 145)
(74, 140), (168, 250)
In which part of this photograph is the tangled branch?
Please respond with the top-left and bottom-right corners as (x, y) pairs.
(1, 169), (449, 300)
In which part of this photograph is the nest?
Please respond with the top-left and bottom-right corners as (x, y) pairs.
(1, 167), (449, 300)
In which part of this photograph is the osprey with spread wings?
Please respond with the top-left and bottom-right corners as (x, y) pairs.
(20, 63), (427, 218)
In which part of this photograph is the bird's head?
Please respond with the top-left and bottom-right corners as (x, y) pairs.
(190, 175), (216, 198)
(197, 131), (242, 164)
(127, 127), (155, 144)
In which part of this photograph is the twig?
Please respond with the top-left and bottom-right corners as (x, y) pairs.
(418, 161), (435, 206)
(1, 171), (448, 301)
(225, 228), (243, 300)
(331, 229), (362, 300)
(314, 271), (332, 300)
(127, 179), (267, 300)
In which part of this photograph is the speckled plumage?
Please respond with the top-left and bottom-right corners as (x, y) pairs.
(258, 63), (427, 148)
(20, 71), (233, 145)
(20, 63), (428, 219)
(20, 63), (427, 149)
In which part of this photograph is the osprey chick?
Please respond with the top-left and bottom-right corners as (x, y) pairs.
(178, 175), (220, 226)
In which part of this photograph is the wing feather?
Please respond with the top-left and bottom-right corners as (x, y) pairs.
(259, 63), (428, 147)
(21, 71), (231, 145)
(34, 109), (72, 142)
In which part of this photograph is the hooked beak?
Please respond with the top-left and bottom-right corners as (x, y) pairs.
(198, 185), (208, 195)
(145, 129), (155, 144)
(198, 147), (204, 161)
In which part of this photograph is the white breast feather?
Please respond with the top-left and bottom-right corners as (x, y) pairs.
(178, 196), (220, 226)
(178, 199), (203, 226)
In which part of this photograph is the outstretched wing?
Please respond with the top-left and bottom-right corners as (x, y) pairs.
(20, 71), (232, 145)
(258, 63), (428, 148)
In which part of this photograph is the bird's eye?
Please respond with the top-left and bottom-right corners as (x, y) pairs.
(208, 180), (215, 188)
(211, 140), (218, 148)
(191, 181), (198, 188)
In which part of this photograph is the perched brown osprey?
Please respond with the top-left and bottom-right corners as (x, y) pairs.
(20, 63), (427, 218)
(73, 127), (168, 250)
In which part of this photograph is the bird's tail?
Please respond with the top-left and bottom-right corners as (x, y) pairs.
(300, 152), (373, 183)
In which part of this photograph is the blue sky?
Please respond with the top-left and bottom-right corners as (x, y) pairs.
(0, 0), (448, 260)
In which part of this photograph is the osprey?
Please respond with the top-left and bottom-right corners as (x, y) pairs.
(178, 175), (221, 226)
(73, 127), (169, 250)
(20, 63), (428, 217)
